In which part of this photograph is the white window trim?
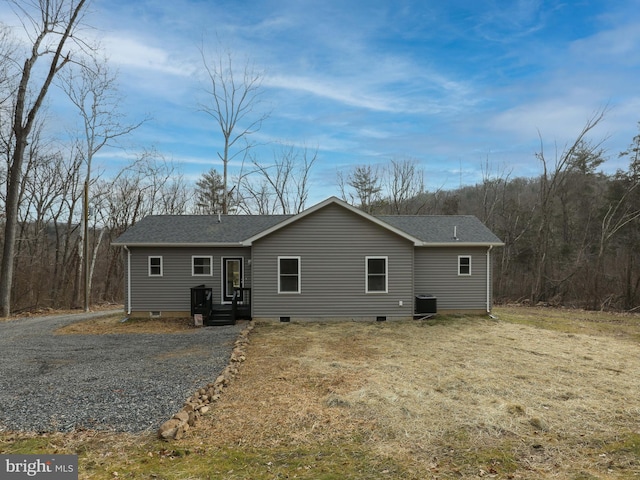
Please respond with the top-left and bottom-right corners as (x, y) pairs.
(278, 256), (301, 294)
(458, 255), (472, 276)
(366, 256), (388, 294)
(192, 255), (213, 276)
(148, 256), (163, 277)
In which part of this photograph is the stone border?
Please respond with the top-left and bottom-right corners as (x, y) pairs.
(157, 321), (254, 440)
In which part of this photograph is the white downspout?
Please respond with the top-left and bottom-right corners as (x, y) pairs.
(124, 245), (132, 315)
(486, 245), (493, 313)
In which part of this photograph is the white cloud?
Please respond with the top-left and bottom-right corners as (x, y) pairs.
(102, 33), (195, 76)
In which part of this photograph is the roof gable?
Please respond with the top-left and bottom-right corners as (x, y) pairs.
(241, 197), (423, 246)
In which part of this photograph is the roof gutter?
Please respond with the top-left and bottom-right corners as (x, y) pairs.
(124, 245), (131, 315)
(112, 241), (505, 248)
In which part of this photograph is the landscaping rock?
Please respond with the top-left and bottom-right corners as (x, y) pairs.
(173, 411), (189, 423)
(158, 418), (182, 440)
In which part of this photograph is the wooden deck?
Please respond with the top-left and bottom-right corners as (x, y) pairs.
(192, 286), (252, 326)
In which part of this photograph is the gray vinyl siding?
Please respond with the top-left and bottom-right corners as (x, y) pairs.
(414, 247), (490, 311)
(251, 203), (414, 319)
(127, 246), (251, 313)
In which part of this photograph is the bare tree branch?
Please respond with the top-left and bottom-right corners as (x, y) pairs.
(198, 43), (269, 214)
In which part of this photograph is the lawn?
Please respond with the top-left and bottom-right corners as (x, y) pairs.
(2, 307), (640, 479)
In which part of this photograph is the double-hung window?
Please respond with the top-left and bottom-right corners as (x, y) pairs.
(366, 256), (388, 293)
(192, 256), (213, 276)
(148, 256), (163, 276)
(458, 255), (472, 276)
(278, 256), (300, 293)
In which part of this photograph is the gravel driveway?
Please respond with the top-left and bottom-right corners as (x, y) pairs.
(0, 311), (244, 433)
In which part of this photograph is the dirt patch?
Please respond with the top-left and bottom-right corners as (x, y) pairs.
(189, 314), (640, 478)
(56, 315), (198, 335)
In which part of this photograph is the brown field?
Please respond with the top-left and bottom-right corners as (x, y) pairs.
(2, 306), (640, 479)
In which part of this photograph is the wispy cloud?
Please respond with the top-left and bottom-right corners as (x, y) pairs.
(264, 74), (407, 113)
(471, 0), (552, 42)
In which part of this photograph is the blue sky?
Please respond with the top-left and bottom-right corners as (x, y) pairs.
(6, 0), (640, 202)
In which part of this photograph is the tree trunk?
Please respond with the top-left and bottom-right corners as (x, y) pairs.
(88, 227), (105, 305)
(0, 141), (26, 317)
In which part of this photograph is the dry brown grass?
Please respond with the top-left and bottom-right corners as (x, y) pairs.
(57, 315), (197, 335)
(187, 312), (640, 478)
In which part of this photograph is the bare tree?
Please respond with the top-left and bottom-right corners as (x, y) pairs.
(60, 55), (144, 311)
(11, 123), (62, 310)
(477, 158), (513, 225)
(241, 144), (317, 214)
(594, 180), (640, 309)
(530, 108), (607, 303)
(48, 146), (85, 307)
(384, 158), (427, 214)
(0, 0), (90, 317)
(157, 175), (190, 215)
(237, 176), (272, 214)
(98, 151), (187, 300)
(199, 45), (268, 214)
(61, 57), (142, 185)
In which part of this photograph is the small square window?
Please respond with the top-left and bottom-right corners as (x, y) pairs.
(149, 256), (163, 276)
(192, 256), (212, 276)
(458, 256), (472, 276)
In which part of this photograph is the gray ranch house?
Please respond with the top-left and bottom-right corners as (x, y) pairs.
(112, 196), (503, 323)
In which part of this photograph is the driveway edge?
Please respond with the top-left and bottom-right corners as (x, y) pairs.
(157, 321), (255, 440)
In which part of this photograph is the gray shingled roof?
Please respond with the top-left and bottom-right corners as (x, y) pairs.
(113, 210), (502, 247)
(112, 214), (291, 245)
(377, 215), (503, 244)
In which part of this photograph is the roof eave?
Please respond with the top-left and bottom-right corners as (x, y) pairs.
(418, 241), (505, 247)
(110, 242), (245, 248)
